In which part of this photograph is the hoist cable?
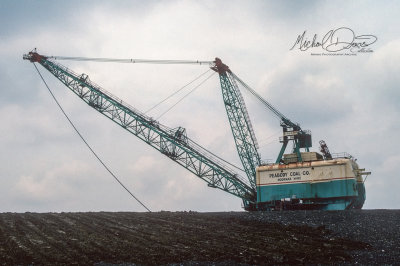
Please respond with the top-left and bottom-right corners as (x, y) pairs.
(33, 63), (151, 212)
(156, 71), (216, 120)
(231, 72), (295, 125)
(151, 70), (245, 174)
(198, 144), (246, 174)
(49, 56), (214, 65)
(145, 68), (212, 114)
(257, 129), (282, 145)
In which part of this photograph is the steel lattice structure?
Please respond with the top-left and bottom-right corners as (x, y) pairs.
(24, 52), (256, 207)
(212, 58), (261, 189)
(23, 51), (369, 212)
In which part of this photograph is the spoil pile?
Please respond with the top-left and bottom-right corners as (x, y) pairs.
(0, 210), (398, 265)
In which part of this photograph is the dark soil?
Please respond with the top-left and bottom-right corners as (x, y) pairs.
(0, 210), (398, 265)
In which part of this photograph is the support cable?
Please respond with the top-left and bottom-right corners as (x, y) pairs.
(156, 71), (216, 120)
(198, 144), (246, 174)
(150, 70), (246, 174)
(145, 69), (245, 173)
(49, 55), (214, 65)
(231, 72), (293, 124)
(257, 129), (282, 145)
(145, 68), (212, 114)
(33, 63), (151, 212)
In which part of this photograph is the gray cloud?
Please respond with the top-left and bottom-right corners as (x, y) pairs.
(0, 0), (398, 212)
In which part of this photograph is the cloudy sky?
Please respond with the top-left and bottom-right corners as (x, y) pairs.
(1, 0), (399, 212)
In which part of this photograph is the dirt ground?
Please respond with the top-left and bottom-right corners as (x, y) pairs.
(0, 210), (398, 265)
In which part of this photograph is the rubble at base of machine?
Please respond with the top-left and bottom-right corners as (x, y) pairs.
(0, 210), (398, 265)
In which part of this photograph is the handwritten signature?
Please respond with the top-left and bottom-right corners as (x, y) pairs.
(290, 27), (377, 53)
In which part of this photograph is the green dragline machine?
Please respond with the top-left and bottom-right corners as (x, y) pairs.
(24, 50), (370, 211)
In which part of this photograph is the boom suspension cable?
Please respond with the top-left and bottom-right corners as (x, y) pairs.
(149, 69), (245, 173)
(145, 69), (212, 114)
(33, 63), (151, 212)
(156, 71), (217, 120)
(49, 56), (214, 65)
(231, 72), (293, 124)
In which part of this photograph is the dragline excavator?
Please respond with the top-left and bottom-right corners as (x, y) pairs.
(24, 50), (369, 211)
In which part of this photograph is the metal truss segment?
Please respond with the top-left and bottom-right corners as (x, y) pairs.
(33, 56), (256, 204)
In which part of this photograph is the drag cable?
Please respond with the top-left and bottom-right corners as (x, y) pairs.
(33, 63), (151, 212)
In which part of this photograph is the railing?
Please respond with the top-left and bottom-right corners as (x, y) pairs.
(259, 159), (274, 166)
(331, 152), (353, 159)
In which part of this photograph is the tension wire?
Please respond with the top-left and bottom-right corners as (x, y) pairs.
(33, 63), (151, 212)
(156, 71), (217, 120)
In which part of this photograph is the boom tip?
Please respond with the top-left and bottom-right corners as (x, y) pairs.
(23, 49), (46, 63)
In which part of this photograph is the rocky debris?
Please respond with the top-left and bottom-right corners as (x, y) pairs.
(242, 209), (400, 265)
(0, 210), (397, 265)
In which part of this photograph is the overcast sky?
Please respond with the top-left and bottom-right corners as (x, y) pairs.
(1, 0), (399, 212)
